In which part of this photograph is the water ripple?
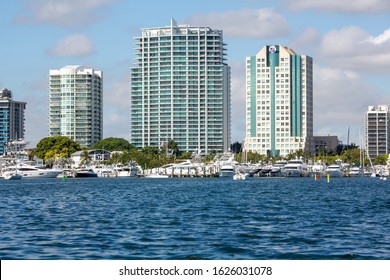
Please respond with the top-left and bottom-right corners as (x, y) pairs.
(0, 177), (389, 259)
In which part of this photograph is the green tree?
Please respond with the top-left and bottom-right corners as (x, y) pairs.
(32, 136), (81, 161)
(373, 154), (388, 166)
(92, 137), (134, 151)
(341, 148), (361, 165)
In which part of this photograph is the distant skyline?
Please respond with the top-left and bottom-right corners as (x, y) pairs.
(1, 0), (389, 148)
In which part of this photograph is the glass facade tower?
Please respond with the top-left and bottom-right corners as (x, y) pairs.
(244, 45), (314, 157)
(49, 65), (103, 148)
(130, 19), (231, 154)
(0, 88), (26, 155)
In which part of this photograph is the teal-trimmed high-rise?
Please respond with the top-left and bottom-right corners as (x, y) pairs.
(244, 45), (314, 157)
(130, 19), (231, 154)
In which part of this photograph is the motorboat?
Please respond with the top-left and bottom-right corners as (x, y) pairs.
(111, 163), (141, 177)
(282, 158), (309, 177)
(324, 164), (343, 177)
(3, 163), (62, 179)
(233, 171), (248, 180)
(219, 163), (236, 177)
(75, 169), (98, 178)
(348, 167), (362, 177)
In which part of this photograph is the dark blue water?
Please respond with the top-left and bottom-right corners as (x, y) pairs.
(0, 177), (389, 260)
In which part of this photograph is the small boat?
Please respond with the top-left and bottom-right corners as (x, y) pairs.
(233, 172), (248, 180)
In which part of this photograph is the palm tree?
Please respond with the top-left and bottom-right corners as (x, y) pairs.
(80, 150), (91, 167)
(168, 139), (180, 157)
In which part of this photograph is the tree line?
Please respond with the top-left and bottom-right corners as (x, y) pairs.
(30, 136), (388, 168)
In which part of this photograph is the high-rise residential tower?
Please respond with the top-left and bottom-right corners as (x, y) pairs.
(130, 19), (231, 154)
(0, 88), (26, 155)
(365, 105), (390, 159)
(244, 45), (314, 157)
(49, 65), (103, 148)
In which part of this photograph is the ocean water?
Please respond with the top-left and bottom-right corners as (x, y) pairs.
(0, 177), (389, 260)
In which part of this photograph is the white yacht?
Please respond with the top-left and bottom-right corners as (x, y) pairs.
(324, 164), (343, 177)
(7, 163), (63, 179)
(215, 152), (237, 177)
(348, 167), (362, 177)
(219, 163), (236, 177)
(282, 159), (309, 177)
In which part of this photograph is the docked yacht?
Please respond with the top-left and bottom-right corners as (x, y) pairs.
(324, 164), (343, 177)
(219, 163), (236, 177)
(2, 163), (62, 179)
(75, 169), (98, 178)
(348, 167), (362, 177)
(282, 159), (309, 177)
(270, 160), (287, 177)
(216, 152), (237, 177)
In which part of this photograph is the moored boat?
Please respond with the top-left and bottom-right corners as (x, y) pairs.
(282, 158), (309, 177)
(2, 163), (62, 179)
(75, 169), (98, 178)
(324, 164), (343, 177)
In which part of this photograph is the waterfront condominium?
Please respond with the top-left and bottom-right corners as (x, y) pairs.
(49, 65), (103, 148)
(244, 45), (314, 157)
(0, 88), (26, 155)
(365, 105), (390, 159)
(130, 19), (231, 154)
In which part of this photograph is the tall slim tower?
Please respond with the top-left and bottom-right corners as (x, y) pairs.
(130, 19), (231, 154)
(365, 105), (390, 159)
(49, 65), (103, 148)
(244, 45), (313, 157)
(0, 88), (26, 155)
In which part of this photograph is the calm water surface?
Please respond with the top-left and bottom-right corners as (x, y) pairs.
(0, 177), (389, 259)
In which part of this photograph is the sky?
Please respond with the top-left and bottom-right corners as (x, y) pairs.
(1, 0), (390, 149)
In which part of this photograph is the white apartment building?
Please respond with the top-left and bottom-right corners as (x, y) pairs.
(244, 45), (314, 157)
(49, 65), (103, 148)
(365, 105), (390, 159)
(130, 19), (231, 154)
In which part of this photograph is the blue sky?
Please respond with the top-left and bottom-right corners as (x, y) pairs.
(1, 0), (390, 148)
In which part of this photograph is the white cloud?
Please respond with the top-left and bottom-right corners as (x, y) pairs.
(312, 65), (387, 144)
(187, 8), (289, 38)
(319, 27), (390, 73)
(291, 26), (390, 73)
(48, 34), (94, 57)
(285, 0), (390, 13)
(365, 28), (390, 45)
(103, 73), (130, 140)
(17, 0), (120, 26)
